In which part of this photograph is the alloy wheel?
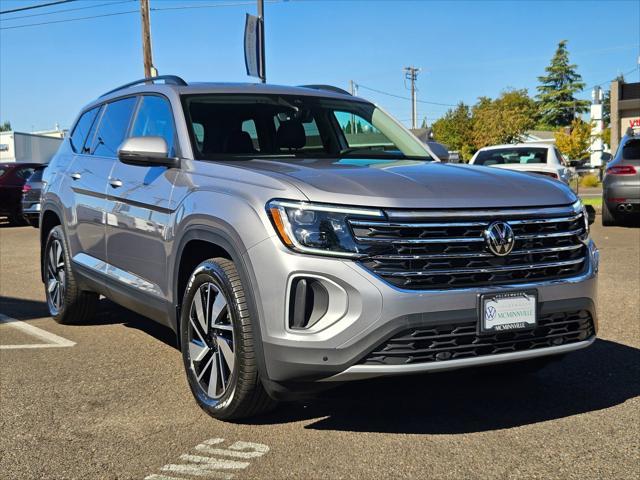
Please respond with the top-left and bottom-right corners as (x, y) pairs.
(187, 281), (235, 400)
(45, 239), (65, 315)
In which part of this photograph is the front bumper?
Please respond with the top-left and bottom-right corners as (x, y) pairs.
(245, 237), (599, 384)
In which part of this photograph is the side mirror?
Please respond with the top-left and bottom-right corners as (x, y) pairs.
(585, 205), (596, 225)
(117, 136), (180, 168)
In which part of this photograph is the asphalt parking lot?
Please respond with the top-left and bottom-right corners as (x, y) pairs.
(1, 219), (638, 480)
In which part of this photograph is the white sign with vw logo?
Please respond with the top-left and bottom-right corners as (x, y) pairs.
(481, 291), (537, 333)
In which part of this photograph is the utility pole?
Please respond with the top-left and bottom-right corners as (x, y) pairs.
(349, 80), (358, 134)
(257, 0), (266, 83)
(140, 0), (155, 78)
(404, 66), (420, 129)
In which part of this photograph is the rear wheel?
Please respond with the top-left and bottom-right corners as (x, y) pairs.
(44, 226), (98, 324)
(601, 196), (617, 226)
(180, 258), (277, 420)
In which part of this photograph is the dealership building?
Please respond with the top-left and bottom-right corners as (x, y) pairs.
(610, 80), (640, 153)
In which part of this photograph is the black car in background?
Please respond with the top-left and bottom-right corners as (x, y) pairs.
(21, 165), (47, 227)
(602, 131), (640, 226)
(0, 162), (42, 225)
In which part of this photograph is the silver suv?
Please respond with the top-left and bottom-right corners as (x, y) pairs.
(41, 76), (599, 420)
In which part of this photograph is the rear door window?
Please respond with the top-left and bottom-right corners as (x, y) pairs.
(130, 95), (177, 155)
(70, 107), (100, 153)
(91, 97), (137, 157)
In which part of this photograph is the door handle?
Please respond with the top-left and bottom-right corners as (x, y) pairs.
(109, 179), (123, 188)
(70, 172), (82, 180)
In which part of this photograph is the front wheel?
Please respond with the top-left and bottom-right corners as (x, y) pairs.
(180, 258), (277, 420)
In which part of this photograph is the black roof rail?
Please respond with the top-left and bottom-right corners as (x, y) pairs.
(299, 84), (352, 96)
(100, 75), (187, 97)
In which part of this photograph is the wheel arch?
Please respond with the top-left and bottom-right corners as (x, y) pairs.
(172, 226), (269, 381)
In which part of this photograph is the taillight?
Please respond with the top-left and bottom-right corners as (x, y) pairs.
(607, 165), (637, 175)
(22, 184), (32, 193)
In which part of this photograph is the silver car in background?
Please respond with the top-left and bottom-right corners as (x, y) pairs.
(602, 131), (640, 225)
(470, 143), (577, 185)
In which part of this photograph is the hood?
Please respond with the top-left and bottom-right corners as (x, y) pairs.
(236, 158), (577, 209)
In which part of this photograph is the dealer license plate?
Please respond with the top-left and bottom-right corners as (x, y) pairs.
(480, 291), (537, 334)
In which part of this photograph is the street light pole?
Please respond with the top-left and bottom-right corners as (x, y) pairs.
(257, 0), (266, 83)
(140, 0), (155, 78)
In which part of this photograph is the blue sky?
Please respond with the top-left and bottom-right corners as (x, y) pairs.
(1, 0), (639, 132)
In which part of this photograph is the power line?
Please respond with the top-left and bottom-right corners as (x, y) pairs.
(0, 0), (77, 15)
(356, 83), (457, 107)
(0, 0), (134, 22)
(0, 1), (277, 30)
(588, 66), (639, 90)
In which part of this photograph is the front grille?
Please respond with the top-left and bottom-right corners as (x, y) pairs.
(352, 205), (588, 290)
(359, 310), (594, 366)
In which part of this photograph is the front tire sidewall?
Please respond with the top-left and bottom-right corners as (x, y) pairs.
(180, 262), (240, 416)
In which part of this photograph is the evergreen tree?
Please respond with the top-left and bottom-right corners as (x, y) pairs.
(536, 40), (590, 127)
(0, 121), (11, 132)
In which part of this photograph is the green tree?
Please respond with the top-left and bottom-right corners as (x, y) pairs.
(431, 102), (473, 159)
(471, 89), (538, 148)
(0, 121), (11, 132)
(555, 118), (591, 160)
(536, 40), (590, 127)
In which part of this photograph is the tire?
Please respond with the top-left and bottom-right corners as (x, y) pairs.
(180, 257), (277, 420)
(43, 226), (98, 324)
(8, 213), (28, 226)
(601, 196), (617, 226)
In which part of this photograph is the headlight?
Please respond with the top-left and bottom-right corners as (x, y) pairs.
(267, 200), (383, 257)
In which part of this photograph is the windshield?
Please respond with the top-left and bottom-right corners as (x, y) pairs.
(475, 147), (548, 166)
(182, 94), (433, 161)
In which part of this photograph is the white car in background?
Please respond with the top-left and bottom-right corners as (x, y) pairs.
(470, 143), (577, 185)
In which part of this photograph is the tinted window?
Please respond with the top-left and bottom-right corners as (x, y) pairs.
(622, 139), (640, 163)
(475, 147), (548, 166)
(16, 168), (35, 180)
(91, 97), (137, 157)
(183, 94), (432, 160)
(130, 96), (176, 155)
(70, 107), (100, 153)
(27, 168), (44, 182)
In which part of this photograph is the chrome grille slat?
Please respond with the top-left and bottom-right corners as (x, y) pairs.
(352, 206), (588, 290)
(370, 244), (583, 261)
(376, 258), (585, 277)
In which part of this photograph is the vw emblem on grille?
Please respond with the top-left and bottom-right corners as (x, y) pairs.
(484, 221), (515, 257)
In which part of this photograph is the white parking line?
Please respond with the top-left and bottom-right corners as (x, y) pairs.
(0, 314), (75, 349)
(145, 438), (269, 480)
